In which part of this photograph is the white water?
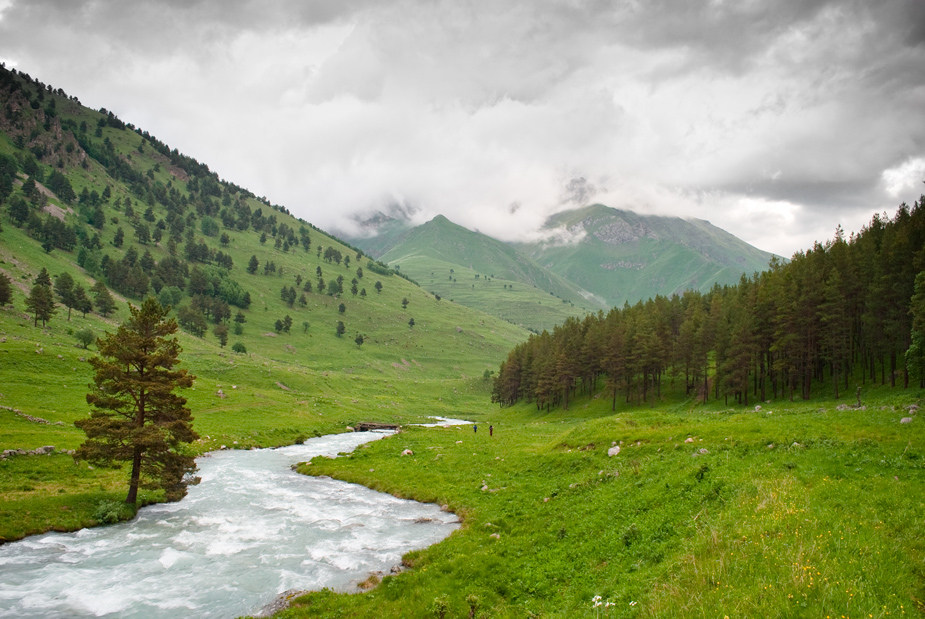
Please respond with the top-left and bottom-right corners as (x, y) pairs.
(0, 431), (460, 618)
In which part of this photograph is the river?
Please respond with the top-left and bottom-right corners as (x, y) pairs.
(0, 429), (460, 618)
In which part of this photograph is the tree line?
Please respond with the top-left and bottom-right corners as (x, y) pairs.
(492, 198), (925, 411)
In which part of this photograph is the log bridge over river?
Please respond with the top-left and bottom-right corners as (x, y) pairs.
(355, 422), (400, 432)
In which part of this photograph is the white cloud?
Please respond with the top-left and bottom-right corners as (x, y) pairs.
(0, 0), (923, 257)
(882, 157), (925, 198)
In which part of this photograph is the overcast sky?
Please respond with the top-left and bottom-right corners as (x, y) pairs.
(1, 0), (924, 257)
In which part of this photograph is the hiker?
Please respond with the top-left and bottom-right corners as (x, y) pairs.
(473, 424), (477, 433)
(489, 424), (493, 437)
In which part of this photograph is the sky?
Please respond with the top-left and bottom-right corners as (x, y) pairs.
(1, 0), (924, 258)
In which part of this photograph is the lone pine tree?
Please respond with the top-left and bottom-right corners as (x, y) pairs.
(75, 297), (199, 504)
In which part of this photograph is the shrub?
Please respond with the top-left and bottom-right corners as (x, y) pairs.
(231, 342), (247, 354)
(92, 499), (132, 525)
(74, 328), (95, 349)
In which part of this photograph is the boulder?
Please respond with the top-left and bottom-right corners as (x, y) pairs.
(401, 449), (413, 456)
(684, 437), (694, 443)
(698, 448), (709, 455)
(607, 446), (621, 457)
(900, 417), (913, 424)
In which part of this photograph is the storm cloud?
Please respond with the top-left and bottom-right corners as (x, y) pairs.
(1, 0), (923, 256)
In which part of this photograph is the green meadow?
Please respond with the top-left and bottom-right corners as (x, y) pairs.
(283, 386), (924, 619)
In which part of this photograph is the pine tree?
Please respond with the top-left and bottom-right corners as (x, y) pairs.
(73, 284), (93, 318)
(54, 272), (77, 320)
(91, 281), (117, 317)
(214, 323), (228, 348)
(0, 272), (12, 306)
(25, 269), (56, 327)
(75, 297), (198, 504)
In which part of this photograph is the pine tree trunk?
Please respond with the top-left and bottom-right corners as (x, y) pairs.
(126, 447), (142, 504)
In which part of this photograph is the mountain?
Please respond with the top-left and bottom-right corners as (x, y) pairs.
(346, 205), (778, 323)
(513, 204), (777, 307)
(373, 214), (608, 332)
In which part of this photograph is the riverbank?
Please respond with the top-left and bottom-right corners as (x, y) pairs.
(290, 390), (925, 619)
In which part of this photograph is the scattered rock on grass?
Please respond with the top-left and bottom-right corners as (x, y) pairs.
(900, 417), (913, 424)
(608, 445), (621, 457)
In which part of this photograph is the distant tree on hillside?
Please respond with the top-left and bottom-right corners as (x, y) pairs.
(74, 328), (95, 349)
(73, 285), (93, 318)
(113, 227), (124, 248)
(0, 272), (12, 306)
(282, 314), (292, 333)
(247, 255), (259, 274)
(214, 323), (228, 348)
(26, 269), (56, 327)
(335, 320), (346, 337)
(374, 281), (382, 294)
(54, 272), (77, 320)
(177, 305), (207, 337)
(8, 196), (30, 227)
(402, 297), (409, 309)
(274, 318), (284, 333)
(408, 317), (415, 329)
(91, 281), (116, 317)
(338, 303), (346, 314)
(354, 333), (364, 347)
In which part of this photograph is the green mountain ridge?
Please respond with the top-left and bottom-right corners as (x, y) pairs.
(346, 204), (778, 323)
(515, 203), (778, 307)
(359, 214), (605, 332)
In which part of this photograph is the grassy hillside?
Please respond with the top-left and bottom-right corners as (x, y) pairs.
(515, 204), (778, 307)
(0, 65), (528, 540)
(376, 215), (605, 332)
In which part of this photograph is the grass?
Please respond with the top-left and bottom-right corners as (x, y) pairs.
(384, 254), (593, 333)
(277, 387), (924, 619)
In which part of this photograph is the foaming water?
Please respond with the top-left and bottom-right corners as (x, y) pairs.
(0, 431), (459, 618)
